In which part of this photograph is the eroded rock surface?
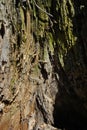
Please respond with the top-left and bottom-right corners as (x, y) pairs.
(0, 0), (87, 130)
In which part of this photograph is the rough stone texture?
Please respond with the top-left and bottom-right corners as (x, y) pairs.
(0, 0), (87, 130)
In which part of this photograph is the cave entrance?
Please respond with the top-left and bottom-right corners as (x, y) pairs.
(53, 100), (87, 130)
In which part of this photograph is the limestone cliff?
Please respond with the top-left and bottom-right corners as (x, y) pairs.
(0, 0), (87, 130)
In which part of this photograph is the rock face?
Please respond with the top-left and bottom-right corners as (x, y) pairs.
(0, 0), (87, 130)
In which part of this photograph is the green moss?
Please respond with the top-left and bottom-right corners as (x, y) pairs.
(54, 0), (77, 66)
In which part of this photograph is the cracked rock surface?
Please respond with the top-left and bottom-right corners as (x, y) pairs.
(0, 0), (87, 130)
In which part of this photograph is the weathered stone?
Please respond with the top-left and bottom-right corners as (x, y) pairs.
(0, 0), (87, 130)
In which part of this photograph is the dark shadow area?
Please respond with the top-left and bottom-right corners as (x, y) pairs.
(40, 62), (48, 81)
(0, 22), (5, 39)
(52, 0), (87, 130)
(53, 44), (87, 130)
(52, 45), (87, 130)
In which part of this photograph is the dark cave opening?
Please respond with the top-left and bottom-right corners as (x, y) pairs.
(53, 97), (87, 130)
